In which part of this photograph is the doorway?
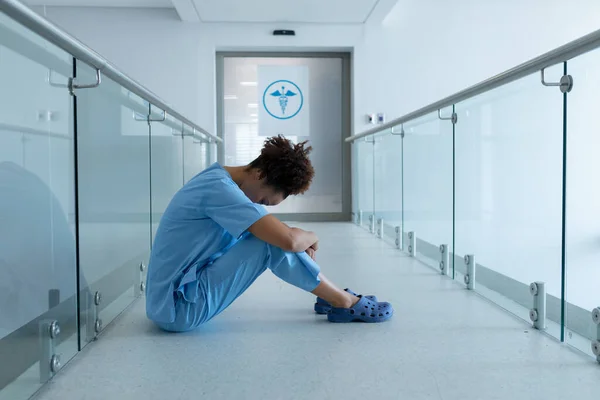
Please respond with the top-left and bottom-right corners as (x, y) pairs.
(216, 52), (351, 221)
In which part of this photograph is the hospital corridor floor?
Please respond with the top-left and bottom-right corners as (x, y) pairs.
(33, 223), (600, 400)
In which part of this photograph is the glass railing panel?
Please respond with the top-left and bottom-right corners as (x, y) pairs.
(373, 129), (403, 246)
(351, 137), (359, 223)
(564, 52), (600, 359)
(0, 12), (78, 399)
(149, 110), (184, 240)
(75, 61), (151, 347)
(183, 125), (209, 183)
(352, 138), (375, 231)
(454, 64), (564, 340)
(402, 110), (454, 271)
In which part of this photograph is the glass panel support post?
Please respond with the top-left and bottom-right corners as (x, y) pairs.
(39, 320), (61, 382)
(439, 244), (449, 276)
(591, 307), (600, 362)
(357, 210), (363, 226)
(464, 254), (476, 290)
(136, 262), (146, 297)
(408, 231), (416, 257)
(395, 226), (402, 250)
(86, 290), (102, 341)
(376, 218), (384, 238)
(368, 214), (375, 234)
(529, 282), (547, 330)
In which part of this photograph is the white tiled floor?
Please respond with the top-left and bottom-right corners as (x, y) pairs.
(33, 223), (600, 400)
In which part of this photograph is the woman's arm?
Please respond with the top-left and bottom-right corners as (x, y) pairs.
(248, 215), (318, 253)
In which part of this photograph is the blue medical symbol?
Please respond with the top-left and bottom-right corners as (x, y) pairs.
(270, 86), (297, 115)
(262, 79), (304, 120)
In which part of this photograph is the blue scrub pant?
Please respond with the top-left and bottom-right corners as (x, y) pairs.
(156, 234), (321, 332)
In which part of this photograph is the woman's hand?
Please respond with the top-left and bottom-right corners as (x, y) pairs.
(289, 227), (319, 253)
(306, 240), (318, 261)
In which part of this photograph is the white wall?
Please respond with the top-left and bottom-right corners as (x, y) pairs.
(353, 0), (600, 131)
(37, 6), (362, 135)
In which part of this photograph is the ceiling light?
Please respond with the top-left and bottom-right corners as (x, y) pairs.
(224, 95), (237, 100)
(240, 82), (258, 86)
(249, 113), (258, 117)
(248, 103), (258, 108)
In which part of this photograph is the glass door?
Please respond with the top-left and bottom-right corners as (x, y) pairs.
(217, 53), (350, 220)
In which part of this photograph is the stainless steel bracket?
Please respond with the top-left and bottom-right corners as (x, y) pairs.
(39, 319), (61, 382)
(47, 69), (68, 88)
(136, 261), (146, 297)
(391, 124), (405, 138)
(68, 68), (101, 96)
(85, 290), (102, 341)
(591, 307), (600, 362)
(464, 254), (475, 290)
(395, 226), (402, 249)
(529, 282), (547, 330)
(439, 244), (449, 275)
(541, 68), (573, 93)
(438, 109), (457, 124)
(407, 231), (416, 257)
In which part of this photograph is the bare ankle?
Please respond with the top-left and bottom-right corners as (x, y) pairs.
(331, 293), (359, 309)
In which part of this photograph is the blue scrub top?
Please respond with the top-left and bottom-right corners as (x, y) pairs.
(145, 163), (268, 324)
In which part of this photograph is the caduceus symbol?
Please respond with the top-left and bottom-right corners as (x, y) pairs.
(270, 86), (297, 115)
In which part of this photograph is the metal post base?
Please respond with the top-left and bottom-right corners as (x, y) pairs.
(395, 226), (402, 250)
(136, 262), (146, 297)
(357, 210), (363, 226)
(39, 320), (60, 382)
(592, 307), (600, 363)
(86, 291), (102, 342)
(464, 254), (475, 290)
(439, 244), (449, 275)
(529, 282), (547, 330)
(408, 232), (416, 257)
(369, 215), (375, 234)
(377, 218), (384, 238)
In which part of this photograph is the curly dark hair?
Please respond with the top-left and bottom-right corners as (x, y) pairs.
(247, 135), (314, 197)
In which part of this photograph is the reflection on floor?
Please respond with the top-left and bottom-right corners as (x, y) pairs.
(32, 223), (600, 400)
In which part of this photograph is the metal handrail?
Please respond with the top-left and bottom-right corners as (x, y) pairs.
(0, 0), (222, 143)
(346, 27), (600, 143)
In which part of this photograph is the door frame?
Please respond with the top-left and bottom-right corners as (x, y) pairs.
(215, 52), (352, 222)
